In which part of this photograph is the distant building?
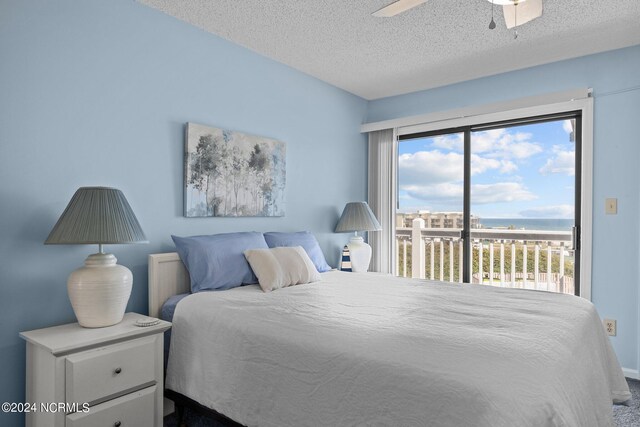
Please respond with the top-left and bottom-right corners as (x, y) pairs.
(396, 211), (480, 229)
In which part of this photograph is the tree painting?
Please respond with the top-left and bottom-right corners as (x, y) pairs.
(184, 123), (286, 217)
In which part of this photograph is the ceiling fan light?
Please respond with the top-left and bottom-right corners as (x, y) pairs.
(503, 0), (542, 29)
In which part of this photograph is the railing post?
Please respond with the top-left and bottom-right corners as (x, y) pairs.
(534, 242), (540, 290)
(458, 240), (463, 283)
(449, 239), (454, 282)
(396, 237), (399, 277)
(560, 243), (566, 294)
(522, 242), (528, 289)
(499, 241), (505, 287)
(511, 242), (516, 287)
(478, 242), (483, 285)
(489, 242), (494, 286)
(546, 245), (552, 292)
(402, 239), (407, 278)
(560, 242), (565, 278)
(439, 239), (444, 281)
(411, 218), (426, 279)
(429, 239), (435, 280)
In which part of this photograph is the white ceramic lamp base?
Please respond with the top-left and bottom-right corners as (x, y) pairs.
(347, 236), (372, 273)
(67, 253), (132, 328)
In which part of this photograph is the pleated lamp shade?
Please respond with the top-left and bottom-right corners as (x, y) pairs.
(45, 187), (147, 245)
(335, 202), (382, 233)
(335, 202), (381, 273)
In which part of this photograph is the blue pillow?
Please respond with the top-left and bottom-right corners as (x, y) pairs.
(263, 231), (331, 272)
(172, 232), (269, 292)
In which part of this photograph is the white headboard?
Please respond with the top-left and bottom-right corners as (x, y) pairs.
(148, 252), (190, 318)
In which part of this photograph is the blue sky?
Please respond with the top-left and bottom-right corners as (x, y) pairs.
(398, 120), (575, 219)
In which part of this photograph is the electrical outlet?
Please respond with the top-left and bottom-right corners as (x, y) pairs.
(604, 319), (616, 336)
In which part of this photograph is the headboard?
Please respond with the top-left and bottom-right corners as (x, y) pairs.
(148, 252), (190, 318)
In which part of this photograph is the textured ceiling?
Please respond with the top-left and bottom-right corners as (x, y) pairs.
(139, 0), (640, 100)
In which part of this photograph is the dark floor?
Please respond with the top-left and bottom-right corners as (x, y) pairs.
(613, 378), (640, 426)
(165, 378), (640, 427)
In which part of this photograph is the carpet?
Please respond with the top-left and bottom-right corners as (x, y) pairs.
(165, 378), (640, 426)
(613, 378), (640, 426)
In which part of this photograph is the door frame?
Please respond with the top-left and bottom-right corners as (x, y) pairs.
(393, 94), (594, 300)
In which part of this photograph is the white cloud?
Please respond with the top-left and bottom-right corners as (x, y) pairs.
(399, 150), (517, 190)
(470, 154), (501, 175)
(470, 129), (505, 153)
(402, 182), (536, 205)
(399, 128), (545, 208)
(431, 129), (542, 161)
(539, 146), (575, 176)
(399, 150), (463, 184)
(472, 129), (543, 159)
(403, 183), (463, 202)
(499, 160), (518, 174)
(519, 205), (574, 218)
(500, 140), (543, 159)
(471, 182), (537, 204)
(432, 134), (463, 152)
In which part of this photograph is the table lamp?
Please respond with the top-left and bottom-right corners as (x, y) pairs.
(335, 202), (382, 272)
(45, 187), (147, 328)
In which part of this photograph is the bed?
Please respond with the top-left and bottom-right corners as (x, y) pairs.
(149, 252), (630, 427)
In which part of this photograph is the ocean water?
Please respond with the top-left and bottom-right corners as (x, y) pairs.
(478, 218), (573, 231)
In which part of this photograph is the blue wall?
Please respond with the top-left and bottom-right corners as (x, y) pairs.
(0, 1), (367, 424)
(368, 44), (640, 374)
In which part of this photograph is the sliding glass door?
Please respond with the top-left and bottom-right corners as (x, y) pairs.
(396, 112), (581, 295)
(397, 131), (465, 283)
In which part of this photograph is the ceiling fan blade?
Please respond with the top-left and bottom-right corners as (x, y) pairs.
(490, 0), (527, 4)
(372, 0), (427, 18)
(503, 0), (542, 29)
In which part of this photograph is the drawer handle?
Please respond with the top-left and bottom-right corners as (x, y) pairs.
(114, 422), (122, 427)
(114, 367), (122, 375)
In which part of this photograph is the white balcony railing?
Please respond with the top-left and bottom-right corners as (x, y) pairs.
(396, 218), (575, 295)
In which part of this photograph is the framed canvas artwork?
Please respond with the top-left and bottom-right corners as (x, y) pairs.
(184, 123), (286, 217)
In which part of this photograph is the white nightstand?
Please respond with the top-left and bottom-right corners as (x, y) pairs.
(20, 312), (171, 427)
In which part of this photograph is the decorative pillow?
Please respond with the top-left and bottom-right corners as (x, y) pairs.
(263, 231), (332, 272)
(244, 246), (322, 292)
(171, 232), (269, 292)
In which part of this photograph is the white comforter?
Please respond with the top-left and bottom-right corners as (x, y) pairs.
(166, 271), (630, 427)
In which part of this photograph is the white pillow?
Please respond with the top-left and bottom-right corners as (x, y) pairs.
(244, 246), (322, 292)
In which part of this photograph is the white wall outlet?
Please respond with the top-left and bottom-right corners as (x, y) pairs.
(605, 198), (617, 215)
(604, 319), (616, 336)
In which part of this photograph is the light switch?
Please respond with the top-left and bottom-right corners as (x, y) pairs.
(605, 198), (617, 215)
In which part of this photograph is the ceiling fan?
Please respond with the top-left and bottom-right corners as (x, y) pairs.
(372, 0), (543, 30)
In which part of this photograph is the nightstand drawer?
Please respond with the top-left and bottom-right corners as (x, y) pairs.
(66, 385), (156, 427)
(66, 336), (157, 405)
